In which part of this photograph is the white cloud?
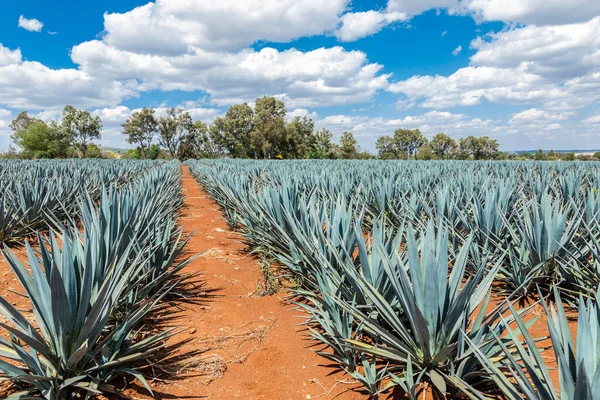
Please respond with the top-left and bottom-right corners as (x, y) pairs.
(470, 17), (600, 80)
(101, 0), (350, 54)
(336, 10), (407, 41)
(18, 16), (43, 33)
(463, 0), (600, 25)
(0, 45), (21, 67)
(386, 0), (600, 25)
(72, 42), (390, 108)
(0, 43), (138, 110)
(388, 66), (583, 109)
(441, 30), (448, 37)
(387, 0), (459, 18)
(389, 17), (600, 111)
(452, 45), (463, 56)
(583, 115), (600, 124)
(511, 108), (572, 122)
(288, 108), (319, 121)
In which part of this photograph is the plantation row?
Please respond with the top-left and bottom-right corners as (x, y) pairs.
(188, 159), (600, 399)
(0, 160), (157, 243)
(0, 160), (193, 399)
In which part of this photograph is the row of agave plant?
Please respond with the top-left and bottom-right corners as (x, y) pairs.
(188, 159), (600, 399)
(0, 160), (194, 399)
(0, 160), (157, 244)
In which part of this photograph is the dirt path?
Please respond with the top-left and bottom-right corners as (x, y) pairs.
(147, 166), (363, 399)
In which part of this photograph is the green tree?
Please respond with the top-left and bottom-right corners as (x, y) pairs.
(251, 96), (286, 159)
(376, 135), (397, 159)
(561, 152), (576, 161)
(547, 150), (559, 160)
(534, 149), (548, 161)
(308, 129), (334, 159)
(210, 103), (254, 158)
(593, 152), (600, 160)
(122, 108), (158, 158)
(158, 107), (193, 158)
(284, 116), (314, 158)
(393, 129), (427, 159)
(338, 131), (359, 159)
(429, 133), (457, 159)
(180, 121), (218, 159)
(148, 144), (161, 160)
(519, 151), (534, 160)
(9, 111), (38, 141)
(61, 105), (103, 157)
(415, 145), (438, 160)
(459, 136), (499, 160)
(84, 144), (102, 158)
(12, 120), (71, 159)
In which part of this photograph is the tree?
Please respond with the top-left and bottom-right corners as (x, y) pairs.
(561, 152), (576, 161)
(251, 96), (287, 159)
(158, 107), (193, 158)
(534, 149), (547, 161)
(547, 150), (559, 160)
(338, 131), (359, 159)
(308, 129), (335, 159)
(210, 103), (254, 158)
(180, 121), (218, 160)
(122, 108), (158, 158)
(284, 116), (314, 158)
(376, 136), (397, 159)
(415, 145), (438, 160)
(393, 129), (427, 159)
(9, 111), (38, 139)
(12, 120), (71, 159)
(459, 136), (499, 160)
(61, 105), (103, 157)
(429, 133), (457, 159)
(593, 152), (600, 160)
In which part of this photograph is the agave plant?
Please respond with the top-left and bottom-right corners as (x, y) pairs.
(333, 223), (515, 398)
(470, 288), (600, 400)
(501, 193), (584, 296)
(0, 231), (171, 399)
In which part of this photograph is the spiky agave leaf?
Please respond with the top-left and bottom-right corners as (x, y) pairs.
(0, 227), (172, 399)
(469, 287), (600, 400)
(334, 222), (515, 398)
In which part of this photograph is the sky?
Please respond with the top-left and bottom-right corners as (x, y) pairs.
(0, 0), (600, 152)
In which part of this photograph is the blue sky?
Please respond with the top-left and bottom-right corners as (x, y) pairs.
(1, 0), (599, 152)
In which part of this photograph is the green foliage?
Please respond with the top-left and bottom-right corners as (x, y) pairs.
(394, 128), (427, 159)
(429, 133), (457, 159)
(459, 136), (499, 160)
(338, 131), (359, 159)
(122, 108), (158, 158)
(61, 105), (103, 157)
(12, 120), (72, 159)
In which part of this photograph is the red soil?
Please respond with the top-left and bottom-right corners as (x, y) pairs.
(139, 166), (363, 399)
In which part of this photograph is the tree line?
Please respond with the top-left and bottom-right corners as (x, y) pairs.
(2, 97), (598, 161)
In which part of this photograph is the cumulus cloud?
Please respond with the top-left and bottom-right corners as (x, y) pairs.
(388, 17), (600, 111)
(18, 15), (43, 32)
(387, 0), (600, 25)
(336, 10), (407, 41)
(101, 0), (350, 54)
(0, 43), (137, 109)
(72, 41), (390, 108)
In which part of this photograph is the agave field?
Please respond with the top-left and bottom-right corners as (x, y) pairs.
(0, 159), (195, 399)
(2, 158), (600, 399)
(188, 159), (600, 399)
